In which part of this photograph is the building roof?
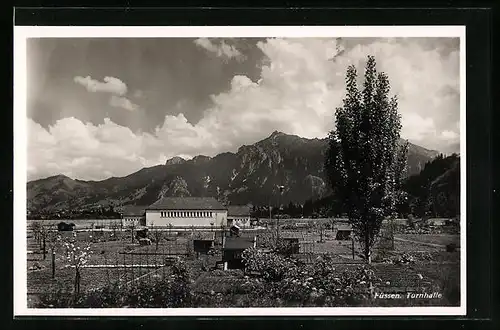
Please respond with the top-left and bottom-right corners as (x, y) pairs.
(337, 224), (352, 231)
(147, 197), (227, 210)
(227, 205), (251, 217)
(121, 205), (146, 216)
(193, 232), (216, 241)
(223, 236), (256, 250)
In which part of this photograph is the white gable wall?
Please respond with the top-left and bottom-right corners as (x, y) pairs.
(146, 209), (228, 227)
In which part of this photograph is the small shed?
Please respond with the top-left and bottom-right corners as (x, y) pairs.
(193, 232), (216, 254)
(222, 236), (256, 270)
(57, 222), (75, 231)
(229, 224), (241, 237)
(335, 224), (352, 240)
(135, 227), (149, 239)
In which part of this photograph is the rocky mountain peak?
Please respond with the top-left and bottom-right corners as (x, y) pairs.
(165, 156), (186, 166)
(191, 155), (212, 164)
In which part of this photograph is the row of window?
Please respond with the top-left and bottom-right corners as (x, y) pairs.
(123, 218), (140, 222)
(160, 211), (213, 218)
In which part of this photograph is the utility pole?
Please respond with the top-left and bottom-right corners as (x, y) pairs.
(276, 185), (285, 244)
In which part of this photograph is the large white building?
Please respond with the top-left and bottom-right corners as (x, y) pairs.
(145, 197), (228, 228)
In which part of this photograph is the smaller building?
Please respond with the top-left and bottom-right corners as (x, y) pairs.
(222, 236), (256, 270)
(335, 224), (352, 240)
(193, 232), (216, 255)
(229, 224), (241, 237)
(121, 205), (146, 228)
(227, 205), (251, 228)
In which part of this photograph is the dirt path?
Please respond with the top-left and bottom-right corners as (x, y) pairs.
(393, 237), (459, 249)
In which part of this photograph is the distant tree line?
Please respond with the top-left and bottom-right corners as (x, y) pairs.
(27, 205), (122, 220)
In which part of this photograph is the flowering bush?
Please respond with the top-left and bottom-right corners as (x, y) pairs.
(60, 231), (93, 295)
(241, 248), (297, 281)
(62, 232), (93, 268)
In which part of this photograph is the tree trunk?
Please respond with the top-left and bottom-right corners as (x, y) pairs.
(364, 232), (371, 264)
(42, 237), (46, 260)
(51, 251), (56, 279)
(74, 268), (81, 295)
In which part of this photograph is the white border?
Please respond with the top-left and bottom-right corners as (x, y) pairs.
(14, 25), (466, 317)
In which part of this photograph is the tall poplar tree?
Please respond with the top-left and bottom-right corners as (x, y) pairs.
(324, 55), (408, 263)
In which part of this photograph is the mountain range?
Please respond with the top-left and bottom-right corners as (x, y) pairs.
(27, 131), (440, 214)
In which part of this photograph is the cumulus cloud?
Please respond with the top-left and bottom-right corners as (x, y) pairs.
(74, 76), (127, 96)
(109, 95), (139, 111)
(74, 75), (139, 112)
(194, 38), (245, 61)
(30, 37), (460, 180)
(27, 116), (203, 181)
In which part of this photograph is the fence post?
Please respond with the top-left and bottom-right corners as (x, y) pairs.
(146, 246), (150, 284)
(42, 237), (46, 260)
(351, 236), (355, 260)
(131, 252), (135, 287)
(104, 253), (110, 285)
(391, 218), (395, 250)
(162, 244), (166, 279)
(139, 253), (142, 283)
(115, 254), (119, 285)
(123, 249), (127, 286)
(51, 250), (56, 279)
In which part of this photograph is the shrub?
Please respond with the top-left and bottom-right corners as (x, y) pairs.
(74, 284), (122, 308)
(241, 248), (296, 281)
(240, 250), (382, 307)
(446, 243), (457, 252)
(36, 287), (75, 308)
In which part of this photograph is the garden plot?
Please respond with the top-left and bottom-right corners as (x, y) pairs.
(27, 267), (129, 295)
(394, 234), (460, 247)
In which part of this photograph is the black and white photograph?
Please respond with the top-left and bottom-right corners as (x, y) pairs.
(14, 26), (465, 316)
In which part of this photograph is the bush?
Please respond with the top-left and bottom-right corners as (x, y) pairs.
(239, 250), (382, 307)
(74, 284), (122, 308)
(36, 287), (75, 308)
(446, 243), (457, 252)
(241, 248), (297, 281)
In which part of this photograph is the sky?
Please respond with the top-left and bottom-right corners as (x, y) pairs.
(26, 37), (460, 181)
